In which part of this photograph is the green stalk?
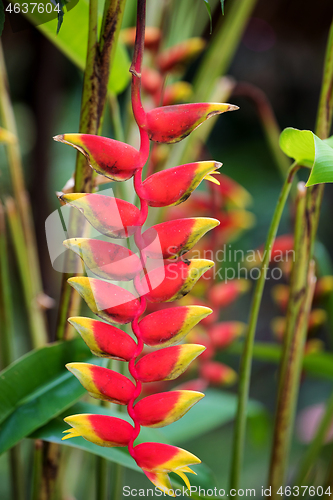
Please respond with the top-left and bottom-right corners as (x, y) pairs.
(0, 203), (25, 500)
(96, 456), (109, 500)
(31, 441), (43, 500)
(294, 391), (333, 486)
(229, 162), (299, 495)
(193, 0), (258, 101)
(0, 45), (48, 347)
(5, 197), (45, 348)
(268, 184), (316, 498)
(0, 202), (14, 367)
(56, 0), (99, 341)
(276, 21), (333, 491)
(304, 19), (333, 267)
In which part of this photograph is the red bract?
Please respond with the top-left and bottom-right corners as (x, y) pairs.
(209, 279), (250, 307)
(142, 161), (221, 207)
(58, 0), (238, 494)
(54, 134), (142, 181)
(66, 363), (135, 404)
(68, 317), (137, 360)
(134, 390), (204, 427)
(59, 193), (140, 238)
(142, 218), (219, 259)
(144, 102), (238, 143)
(68, 277), (140, 324)
(208, 321), (246, 348)
(156, 38), (206, 73)
(138, 305), (212, 347)
(142, 259), (214, 302)
(64, 238), (142, 281)
(63, 414), (133, 447)
(135, 344), (205, 382)
(199, 361), (237, 386)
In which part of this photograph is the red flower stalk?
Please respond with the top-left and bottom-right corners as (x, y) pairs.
(56, 0), (238, 494)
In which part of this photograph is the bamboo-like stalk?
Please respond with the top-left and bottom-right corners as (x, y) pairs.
(5, 197), (45, 348)
(304, 19), (333, 269)
(0, 45), (48, 348)
(0, 202), (25, 500)
(229, 162), (299, 495)
(56, 0), (127, 341)
(268, 184), (316, 498)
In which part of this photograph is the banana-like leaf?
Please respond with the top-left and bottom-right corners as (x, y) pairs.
(279, 127), (333, 186)
(12, 0), (130, 94)
(0, 338), (96, 454)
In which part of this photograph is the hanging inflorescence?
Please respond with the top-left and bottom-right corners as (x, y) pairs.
(55, 0), (238, 494)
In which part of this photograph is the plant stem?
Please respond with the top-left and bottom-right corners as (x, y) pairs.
(110, 462), (124, 500)
(304, 19), (333, 267)
(56, 0), (99, 341)
(294, 391), (333, 486)
(0, 202), (25, 500)
(0, 44), (48, 347)
(5, 197), (45, 348)
(229, 162), (299, 495)
(96, 455), (109, 500)
(268, 184), (316, 498)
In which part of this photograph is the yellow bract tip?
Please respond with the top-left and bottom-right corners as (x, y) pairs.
(205, 174), (220, 185)
(174, 470), (191, 491)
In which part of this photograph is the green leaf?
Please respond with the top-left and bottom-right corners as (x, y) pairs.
(14, 0), (130, 94)
(279, 127), (333, 186)
(0, 338), (95, 454)
(203, 0), (212, 34)
(220, 0), (225, 15)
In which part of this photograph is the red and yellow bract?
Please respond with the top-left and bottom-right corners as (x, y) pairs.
(56, 0), (237, 494)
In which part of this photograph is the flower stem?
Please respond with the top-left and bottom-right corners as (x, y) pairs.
(229, 162), (299, 495)
(268, 183), (316, 498)
(0, 202), (25, 500)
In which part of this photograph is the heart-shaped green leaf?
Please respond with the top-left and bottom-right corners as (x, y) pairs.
(279, 127), (333, 186)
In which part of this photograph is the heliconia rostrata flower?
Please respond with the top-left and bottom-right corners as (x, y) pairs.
(56, 0), (238, 494)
